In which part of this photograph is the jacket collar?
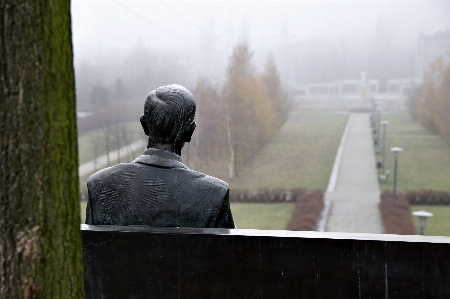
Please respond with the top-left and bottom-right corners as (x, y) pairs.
(132, 148), (188, 169)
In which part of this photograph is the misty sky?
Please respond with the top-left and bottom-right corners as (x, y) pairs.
(71, 1), (450, 86)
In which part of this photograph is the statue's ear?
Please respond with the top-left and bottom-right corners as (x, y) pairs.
(140, 115), (149, 136)
(184, 121), (196, 142)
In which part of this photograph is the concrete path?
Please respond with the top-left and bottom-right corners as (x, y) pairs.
(79, 139), (146, 177)
(325, 113), (383, 234)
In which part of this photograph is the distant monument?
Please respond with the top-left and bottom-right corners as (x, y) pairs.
(359, 71), (370, 102)
(85, 84), (235, 228)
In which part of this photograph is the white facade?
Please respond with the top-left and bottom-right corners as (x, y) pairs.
(304, 79), (379, 96)
(416, 30), (450, 79)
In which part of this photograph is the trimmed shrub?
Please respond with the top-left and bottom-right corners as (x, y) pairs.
(287, 190), (324, 231)
(229, 188), (306, 203)
(405, 190), (450, 205)
(379, 190), (416, 235)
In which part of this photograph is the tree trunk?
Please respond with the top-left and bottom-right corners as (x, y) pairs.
(0, 1), (84, 298)
(94, 139), (99, 172)
(224, 99), (235, 180)
(103, 127), (111, 167)
(193, 109), (200, 171)
(115, 123), (120, 164)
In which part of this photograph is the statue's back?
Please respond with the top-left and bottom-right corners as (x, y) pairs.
(86, 148), (234, 229)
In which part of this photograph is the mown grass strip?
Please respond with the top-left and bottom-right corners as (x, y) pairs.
(410, 205), (450, 237)
(197, 111), (349, 191)
(378, 113), (450, 192)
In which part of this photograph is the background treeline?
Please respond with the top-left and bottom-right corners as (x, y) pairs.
(416, 51), (450, 144)
(77, 42), (288, 179)
(183, 43), (289, 179)
(78, 102), (140, 135)
(77, 101), (145, 168)
(76, 47), (190, 111)
(229, 188), (305, 203)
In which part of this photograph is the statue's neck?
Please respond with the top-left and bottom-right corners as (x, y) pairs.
(147, 141), (181, 156)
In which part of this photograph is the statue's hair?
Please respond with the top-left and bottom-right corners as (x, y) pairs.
(143, 84), (196, 144)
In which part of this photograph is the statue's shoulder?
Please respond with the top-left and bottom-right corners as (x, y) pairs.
(87, 163), (140, 186)
(187, 169), (229, 193)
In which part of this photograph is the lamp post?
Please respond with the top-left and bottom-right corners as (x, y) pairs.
(376, 108), (381, 149)
(390, 147), (403, 209)
(412, 210), (433, 235)
(381, 121), (389, 174)
(371, 100), (377, 128)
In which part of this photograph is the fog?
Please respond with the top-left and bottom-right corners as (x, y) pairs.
(73, 1), (450, 235)
(71, 0), (450, 103)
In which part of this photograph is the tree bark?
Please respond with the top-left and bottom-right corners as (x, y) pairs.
(0, 1), (84, 298)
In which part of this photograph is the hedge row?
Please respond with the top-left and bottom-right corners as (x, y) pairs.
(287, 190), (324, 231)
(229, 188), (306, 203)
(405, 190), (450, 205)
(80, 188), (309, 203)
(379, 190), (416, 235)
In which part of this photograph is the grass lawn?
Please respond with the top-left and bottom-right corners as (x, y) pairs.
(79, 111), (348, 229)
(410, 205), (450, 237)
(79, 112), (348, 192)
(378, 113), (450, 192)
(80, 201), (87, 223)
(230, 203), (294, 229)
(80, 201), (294, 230)
(194, 111), (349, 191)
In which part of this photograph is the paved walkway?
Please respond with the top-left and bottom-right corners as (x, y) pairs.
(79, 139), (146, 177)
(325, 113), (383, 234)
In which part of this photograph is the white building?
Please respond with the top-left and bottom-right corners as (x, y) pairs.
(386, 78), (421, 95)
(304, 79), (379, 96)
(416, 30), (450, 79)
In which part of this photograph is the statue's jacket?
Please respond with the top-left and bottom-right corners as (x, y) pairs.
(86, 148), (235, 228)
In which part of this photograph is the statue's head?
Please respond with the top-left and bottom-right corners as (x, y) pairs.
(140, 84), (196, 153)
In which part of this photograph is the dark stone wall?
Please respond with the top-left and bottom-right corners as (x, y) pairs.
(82, 225), (450, 299)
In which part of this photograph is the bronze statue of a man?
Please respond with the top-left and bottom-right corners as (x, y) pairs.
(85, 84), (235, 228)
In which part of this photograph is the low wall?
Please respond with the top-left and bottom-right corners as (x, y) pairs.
(294, 95), (407, 111)
(82, 225), (450, 299)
